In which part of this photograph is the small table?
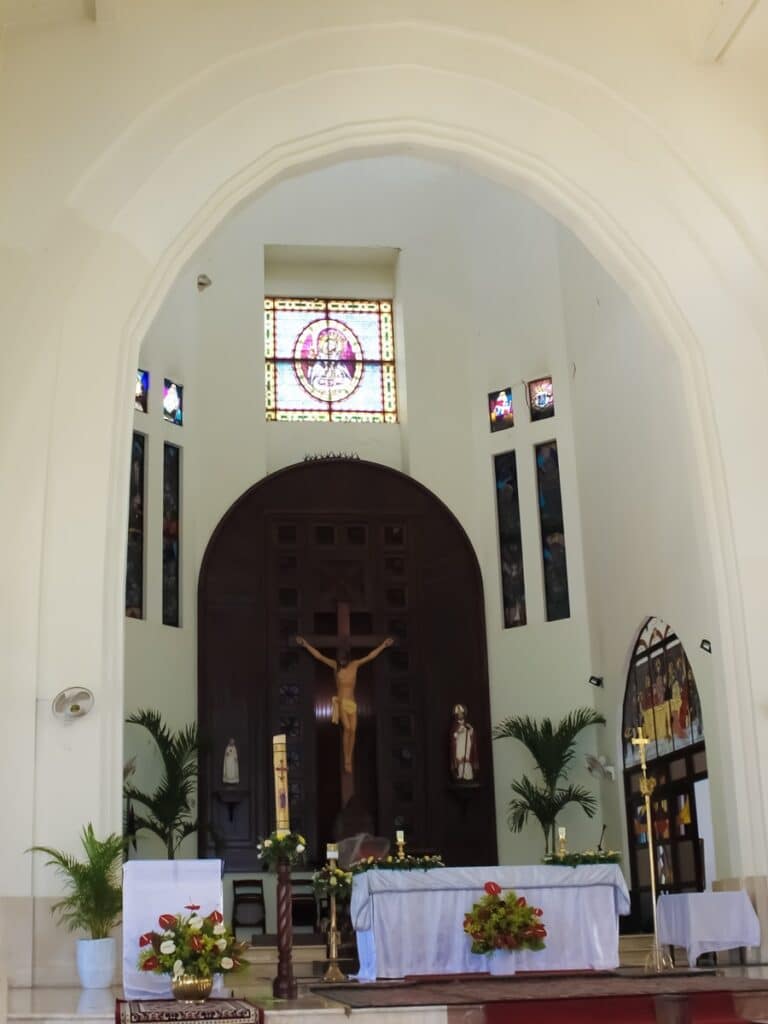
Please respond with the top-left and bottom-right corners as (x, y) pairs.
(657, 891), (761, 966)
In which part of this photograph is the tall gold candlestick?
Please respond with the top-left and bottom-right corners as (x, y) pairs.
(632, 727), (673, 973)
(273, 734), (290, 837)
(323, 844), (346, 983)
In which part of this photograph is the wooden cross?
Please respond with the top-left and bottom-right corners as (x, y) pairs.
(296, 600), (388, 661)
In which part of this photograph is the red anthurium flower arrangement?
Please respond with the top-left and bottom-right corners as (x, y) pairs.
(463, 882), (547, 956)
(137, 906), (248, 979)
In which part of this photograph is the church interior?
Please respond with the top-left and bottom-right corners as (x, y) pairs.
(2, 1), (768, 1022)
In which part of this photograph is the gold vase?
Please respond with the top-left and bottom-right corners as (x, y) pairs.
(171, 974), (213, 1003)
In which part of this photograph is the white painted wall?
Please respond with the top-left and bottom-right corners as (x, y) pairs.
(125, 157), (605, 869)
(557, 225), (723, 867)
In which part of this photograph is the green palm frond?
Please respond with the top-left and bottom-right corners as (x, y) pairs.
(28, 824), (123, 939)
(493, 708), (606, 789)
(550, 783), (599, 819)
(507, 776), (555, 832)
(495, 707), (606, 853)
(125, 709), (199, 858)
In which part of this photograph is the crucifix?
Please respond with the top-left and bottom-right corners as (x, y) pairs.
(296, 600), (392, 803)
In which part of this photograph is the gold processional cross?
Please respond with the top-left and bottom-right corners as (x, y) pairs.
(631, 726), (673, 972)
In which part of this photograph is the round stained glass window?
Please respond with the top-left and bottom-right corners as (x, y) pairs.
(293, 318), (363, 403)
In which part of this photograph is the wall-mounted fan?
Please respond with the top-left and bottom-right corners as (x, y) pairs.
(52, 687), (94, 719)
(585, 753), (616, 781)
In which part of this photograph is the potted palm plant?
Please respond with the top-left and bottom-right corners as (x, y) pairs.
(124, 709), (199, 858)
(29, 824), (123, 988)
(493, 708), (606, 854)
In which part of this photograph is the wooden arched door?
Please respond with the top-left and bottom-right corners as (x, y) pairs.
(198, 458), (497, 869)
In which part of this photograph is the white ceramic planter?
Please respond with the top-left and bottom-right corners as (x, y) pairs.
(76, 937), (116, 989)
(488, 950), (517, 976)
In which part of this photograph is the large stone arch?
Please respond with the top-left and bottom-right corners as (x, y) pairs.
(8, 21), (768, 915)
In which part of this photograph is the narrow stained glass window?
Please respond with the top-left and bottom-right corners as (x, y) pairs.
(135, 370), (149, 413)
(162, 442), (181, 627)
(535, 440), (570, 621)
(528, 377), (555, 421)
(125, 432), (146, 619)
(265, 297), (398, 423)
(488, 387), (514, 432)
(163, 378), (183, 426)
(494, 451), (527, 628)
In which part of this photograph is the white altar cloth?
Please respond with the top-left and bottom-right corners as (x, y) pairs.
(351, 864), (630, 980)
(657, 891), (761, 966)
(122, 859), (224, 998)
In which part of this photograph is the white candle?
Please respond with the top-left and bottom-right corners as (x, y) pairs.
(558, 826), (567, 841)
(396, 830), (404, 843)
(273, 734), (290, 836)
(327, 843), (338, 861)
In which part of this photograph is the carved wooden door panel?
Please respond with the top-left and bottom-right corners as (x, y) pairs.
(198, 460), (496, 869)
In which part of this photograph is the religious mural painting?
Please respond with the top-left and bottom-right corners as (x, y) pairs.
(493, 451), (526, 628)
(162, 442), (181, 627)
(527, 376), (555, 421)
(264, 297), (398, 423)
(135, 369), (149, 413)
(622, 617), (708, 921)
(488, 387), (514, 432)
(125, 432), (146, 619)
(534, 440), (570, 621)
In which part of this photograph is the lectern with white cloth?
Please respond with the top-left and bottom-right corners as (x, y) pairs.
(351, 864), (630, 980)
(123, 860), (224, 998)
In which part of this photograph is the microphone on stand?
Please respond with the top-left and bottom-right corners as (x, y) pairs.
(597, 824), (607, 853)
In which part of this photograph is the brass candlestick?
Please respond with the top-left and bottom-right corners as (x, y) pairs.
(395, 832), (406, 860)
(323, 847), (346, 983)
(557, 826), (568, 856)
(632, 727), (673, 974)
(323, 887), (346, 982)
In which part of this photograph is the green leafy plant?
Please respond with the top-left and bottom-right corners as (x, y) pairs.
(124, 709), (199, 859)
(351, 853), (445, 874)
(463, 881), (546, 955)
(312, 864), (354, 898)
(493, 708), (606, 854)
(28, 824), (123, 939)
(543, 849), (621, 867)
(256, 830), (307, 867)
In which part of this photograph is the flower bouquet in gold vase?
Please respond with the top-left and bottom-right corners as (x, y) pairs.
(137, 904), (248, 1002)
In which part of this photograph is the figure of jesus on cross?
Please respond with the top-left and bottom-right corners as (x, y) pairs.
(296, 614), (393, 776)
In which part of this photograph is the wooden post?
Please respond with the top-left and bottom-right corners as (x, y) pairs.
(273, 858), (297, 999)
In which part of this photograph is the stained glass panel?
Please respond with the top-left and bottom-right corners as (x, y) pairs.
(125, 432), (146, 619)
(488, 387), (514, 432)
(135, 370), (149, 413)
(494, 451), (527, 627)
(265, 297), (398, 422)
(535, 441), (570, 621)
(163, 378), (183, 426)
(162, 442), (181, 627)
(528, 377), (555, 421)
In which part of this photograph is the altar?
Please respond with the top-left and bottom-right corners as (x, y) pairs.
(350, 864), (630, 980)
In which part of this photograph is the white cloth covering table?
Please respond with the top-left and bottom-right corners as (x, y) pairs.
(657, 891), (761, 966)
(122, 859), (224, 998)
(351, 864), (630, 980)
